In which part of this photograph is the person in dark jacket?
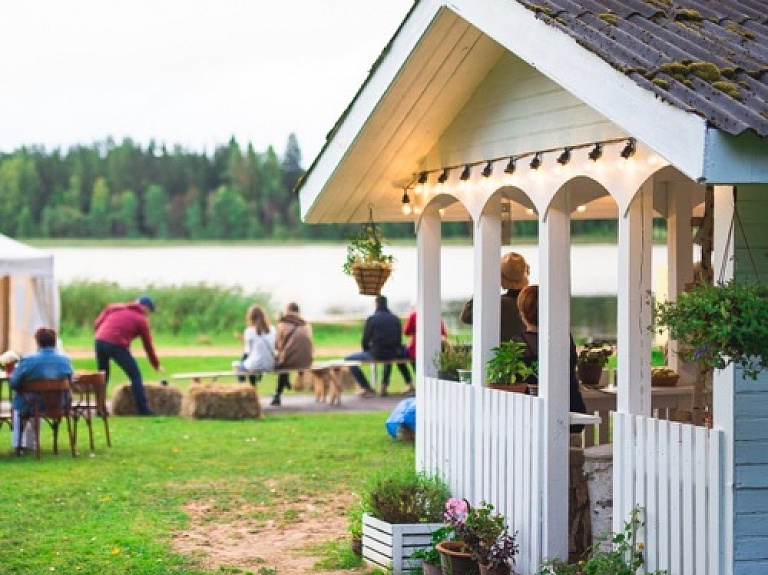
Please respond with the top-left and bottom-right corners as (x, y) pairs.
(345, 295), (412, 397)
(511, 284), (587, 433)
(94, 295), (161, 415)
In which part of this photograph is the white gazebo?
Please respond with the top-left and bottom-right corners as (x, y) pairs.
(298, 1), (768, 573)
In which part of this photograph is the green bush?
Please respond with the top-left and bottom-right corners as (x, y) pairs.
(362, 468), (450, 524)
(60, 281), (273, 337)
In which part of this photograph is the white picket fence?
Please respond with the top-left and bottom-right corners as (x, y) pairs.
(416, 378), (725, 575)
(417, 376), (546, 574)
(613, 412), (725, 575)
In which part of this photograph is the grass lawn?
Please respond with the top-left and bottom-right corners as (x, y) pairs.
(1, 412), (412, 574)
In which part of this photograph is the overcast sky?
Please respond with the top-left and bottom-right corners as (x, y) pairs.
(0, 0), (414, 163)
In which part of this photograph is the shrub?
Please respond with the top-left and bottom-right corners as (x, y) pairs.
(362, 468), (450, 524)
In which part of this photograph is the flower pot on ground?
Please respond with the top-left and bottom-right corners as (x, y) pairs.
(444, 498), (518, 574)
(343, 207), (394, 296)
(410, 526), (455, 575)
(359, 468), (450, 574)
(576, 341), (613, 387)
(436, 540), (479, 575)
(485, 341), (535, 393)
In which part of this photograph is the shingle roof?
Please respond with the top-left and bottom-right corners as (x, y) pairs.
(516, 0), (768, 136)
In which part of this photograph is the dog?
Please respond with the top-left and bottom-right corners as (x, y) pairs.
(312, 368), (342, 406)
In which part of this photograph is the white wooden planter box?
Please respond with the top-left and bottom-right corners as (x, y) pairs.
(362, 513), (443, 574)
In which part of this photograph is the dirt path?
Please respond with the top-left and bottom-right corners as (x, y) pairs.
(172, 492), (366, 574)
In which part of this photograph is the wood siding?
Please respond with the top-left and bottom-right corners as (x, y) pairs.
(733, 185), (768, 574)
(423, 52), (626, 169)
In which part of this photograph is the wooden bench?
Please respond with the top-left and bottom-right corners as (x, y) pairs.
(171, 360), (360, 406)
(171, 357), (414, 405)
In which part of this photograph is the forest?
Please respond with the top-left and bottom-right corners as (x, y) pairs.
(0, 134), (621, 241)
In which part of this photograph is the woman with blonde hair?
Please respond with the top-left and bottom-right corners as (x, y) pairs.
(236, 304), (276, 385)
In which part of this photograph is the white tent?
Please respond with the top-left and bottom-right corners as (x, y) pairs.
(0, 235), (59, 355)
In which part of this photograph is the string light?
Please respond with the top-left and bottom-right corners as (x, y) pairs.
(400, 189), (412, 215)
(405, 137), (636, 194)
(588, 143), (603, 161)
(620, 138), (636, 159)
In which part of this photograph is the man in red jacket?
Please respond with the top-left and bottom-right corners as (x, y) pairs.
(94, 295), (162, 415)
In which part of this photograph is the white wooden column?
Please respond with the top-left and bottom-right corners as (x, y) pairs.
(616, 182), (653, 416)
(538, 192), (572, 560)
(470, 199), (501, 388)
(665, 182), (694, 376)
(415, 206), (442, 470)
(712, 185), (735, 575)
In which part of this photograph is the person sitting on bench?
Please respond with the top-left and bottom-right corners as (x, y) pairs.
(271, 302), (313, 407)
(345, 295), (412, 397)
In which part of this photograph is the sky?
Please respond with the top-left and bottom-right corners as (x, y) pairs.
(0, 0), (414, 163)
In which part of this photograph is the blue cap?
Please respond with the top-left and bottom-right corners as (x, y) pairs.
(137, 295), (156, 312)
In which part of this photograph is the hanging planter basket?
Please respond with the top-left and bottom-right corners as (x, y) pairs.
(352, 263), (392, 296)
(343, 205), (395, 296)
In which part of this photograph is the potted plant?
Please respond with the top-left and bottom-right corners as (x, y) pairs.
(433, 339), (472, 382)
(347, 497), (365, 556)
(360, 468), (450, 574)
(441, 498), (519, 575)
(343, 207), (395, 296)
(410, 526), (454, 575)
(576, 340), (614, 387)
(486, 341), (536, 393)
(652, 280), (768, 380)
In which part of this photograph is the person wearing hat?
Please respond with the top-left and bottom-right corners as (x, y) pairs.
(460, 252), (530, 342)
(94, 295), (162, 415)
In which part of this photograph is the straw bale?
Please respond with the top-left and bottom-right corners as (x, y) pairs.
(111, 383), (182, 415)
(181, 383), (262, 419)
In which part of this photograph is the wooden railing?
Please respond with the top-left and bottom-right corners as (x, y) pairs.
(614, 413), (724, 575)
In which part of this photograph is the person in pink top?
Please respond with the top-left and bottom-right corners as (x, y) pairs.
(94, 295), (162, 415)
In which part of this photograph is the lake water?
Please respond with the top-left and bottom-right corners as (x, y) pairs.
(47, 244), (668, 332)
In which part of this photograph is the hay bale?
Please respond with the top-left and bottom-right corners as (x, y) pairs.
(112, 383), (182, 416)
(181, 384), (262, 419)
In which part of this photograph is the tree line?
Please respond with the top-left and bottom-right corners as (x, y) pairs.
(0, 134), (628, 242)
(0, 134), (420, 241)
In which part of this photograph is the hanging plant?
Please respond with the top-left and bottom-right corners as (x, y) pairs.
(343, 205), (395, 296)
(652, 280), (768, 380)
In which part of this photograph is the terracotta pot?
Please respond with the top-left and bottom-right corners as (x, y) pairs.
(350, 536), (362, 556)
(577, 362), (603, 387)
(487, 383), (528, 394)
(436, 540), (479, 575)
(479, 564), (511, 575)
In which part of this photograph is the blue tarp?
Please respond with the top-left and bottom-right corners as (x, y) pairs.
(385, 397), (416, 438)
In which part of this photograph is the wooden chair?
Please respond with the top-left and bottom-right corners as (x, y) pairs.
(16, 378), (75, 459)
(0, 374), (13, 431)
(70, 371), (111, 451)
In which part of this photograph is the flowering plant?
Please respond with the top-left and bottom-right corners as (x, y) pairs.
(444, 498), (518, 569)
